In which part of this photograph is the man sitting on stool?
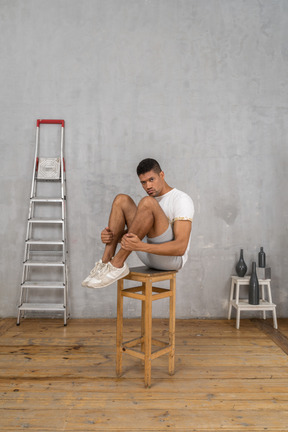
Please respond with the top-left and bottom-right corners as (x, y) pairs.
(82, 158), (194, 289)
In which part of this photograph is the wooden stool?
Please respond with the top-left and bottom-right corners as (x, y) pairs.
(116, 266), (177, 388)
(228, 275), (278, 329)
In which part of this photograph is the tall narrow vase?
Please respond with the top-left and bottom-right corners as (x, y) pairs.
(258, 247), (266, 268)
(249, 262), (260, 305)
(236, 249), (247, 277)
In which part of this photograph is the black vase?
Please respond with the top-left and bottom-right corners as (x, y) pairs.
(258, 247), (266, 268)
(236, 249), (247, 277)
(249, 262), (260, 305)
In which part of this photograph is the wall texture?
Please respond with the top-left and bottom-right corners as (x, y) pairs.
(1, 0), (288, 319)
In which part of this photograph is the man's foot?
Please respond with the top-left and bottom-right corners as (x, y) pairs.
(87, 262), (129, 289)
(81, 260), (106, 287)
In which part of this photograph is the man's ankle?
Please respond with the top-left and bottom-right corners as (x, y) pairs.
(110, 258), (124, 268)
(102, 255), (114, 264)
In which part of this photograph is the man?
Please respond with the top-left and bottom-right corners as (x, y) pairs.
(82, 158), (194, 289)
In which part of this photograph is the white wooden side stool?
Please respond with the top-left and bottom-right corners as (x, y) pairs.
(228, 275), (277, 329)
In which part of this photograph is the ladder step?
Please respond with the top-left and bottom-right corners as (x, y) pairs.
(24, 260), (65, 267)
(28, 218), (63, 224)
(31, 197), (64, 203)
(26, 240), (64, 245)
(18, 303), (65, 311)
(22, 281), (65, 289)
(36, 178), (61, 182)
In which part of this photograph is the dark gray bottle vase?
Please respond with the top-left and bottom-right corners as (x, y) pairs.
(236, 249), (247, 277)
(258, 247), (266, 268)
(249, 262), (260, 305)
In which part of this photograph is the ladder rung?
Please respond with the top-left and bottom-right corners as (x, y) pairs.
(28, 252), (63, 257)
(31, 198), (63, 203)
(28, 218), (63, 224)
(18, 303), (65, 311)
(26, 240), (64, 245)
(22, 282), (65, 289)
(36, 178), (61, 182)
(24, 260), (65, 267)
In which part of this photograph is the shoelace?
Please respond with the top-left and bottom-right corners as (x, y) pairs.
(89, 261), (104, 277)
(97, 262), (113, 277)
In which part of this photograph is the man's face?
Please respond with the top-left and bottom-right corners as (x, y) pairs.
(138, 170), (165, 197)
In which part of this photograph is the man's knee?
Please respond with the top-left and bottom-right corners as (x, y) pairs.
(113, 194), (135, 208)
(138, 196), (159, 211)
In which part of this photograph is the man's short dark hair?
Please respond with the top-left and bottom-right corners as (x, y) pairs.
(136, 158), (162, 176)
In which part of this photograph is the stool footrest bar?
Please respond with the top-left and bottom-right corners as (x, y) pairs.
(121, 291), (145, 300)
(152, 291), (173, 301)
(122, 347), (145, 360)
(151, 338), (169, 348)
(122, 337), (144, 348)
(122, 286), (144, 294)
(121, 285), (172, 301)
(151, 345), (172, 360)
(122, 343), (171, 361)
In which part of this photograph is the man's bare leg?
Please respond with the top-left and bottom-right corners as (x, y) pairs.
(82, 194), (138, 287)
(85, 195), (170, 288)
(111, 196), (169, 268)
(101, 194), (137, 263)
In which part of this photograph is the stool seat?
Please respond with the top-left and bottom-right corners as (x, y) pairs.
(116, 266), (177, 388)
(125, 265), (177, 278)
(228, 275), (277, 329)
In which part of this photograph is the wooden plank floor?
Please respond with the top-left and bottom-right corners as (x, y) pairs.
(1, 317), (288, 431)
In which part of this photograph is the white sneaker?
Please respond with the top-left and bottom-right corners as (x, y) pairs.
(87, 262), (130, 289)
(81, 260), (106, 287)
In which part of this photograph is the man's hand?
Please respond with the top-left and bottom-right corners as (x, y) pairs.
(121, 233), (143, 251)
(101, 227), (114, 244)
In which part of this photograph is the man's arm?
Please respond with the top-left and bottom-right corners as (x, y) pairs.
(101, 227), (128, 244)
(121, 220), (192, 256)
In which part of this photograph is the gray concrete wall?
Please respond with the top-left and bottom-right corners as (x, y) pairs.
(1, 0), (288, 319)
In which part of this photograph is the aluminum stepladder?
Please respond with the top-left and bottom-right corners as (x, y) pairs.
(17, 119), (69, 326)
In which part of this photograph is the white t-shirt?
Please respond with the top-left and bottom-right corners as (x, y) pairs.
(155, 188), (194, 267)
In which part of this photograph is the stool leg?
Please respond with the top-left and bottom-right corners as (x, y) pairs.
(169, 274), (176, 376)
(272, 308), (278, 329)
(261, 284), (266, 319)
(267, 282), (273, 303)
(144, 279), (152, 388)
(228, 279), (235, 319)
(266, 281), (278, 329)
(141, 283), (145, 355)
(116, 279), (124, 377)
(235, 281), (240, 305)
(236, 308), (240, 329)
(235, 281), (240, 329)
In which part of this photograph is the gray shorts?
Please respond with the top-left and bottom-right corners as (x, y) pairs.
(136, 225), (183, 271)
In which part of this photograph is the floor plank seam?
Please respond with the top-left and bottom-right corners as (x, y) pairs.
(251, 319), (288, 356)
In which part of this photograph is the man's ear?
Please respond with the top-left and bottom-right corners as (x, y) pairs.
(160, 171), (165, 179)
